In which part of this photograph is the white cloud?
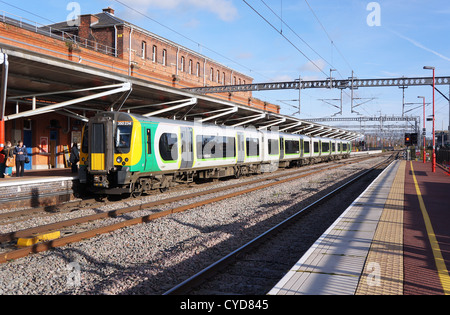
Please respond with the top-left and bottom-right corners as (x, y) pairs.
(118, 0), (238, 22)
(299, 59), (327, 73)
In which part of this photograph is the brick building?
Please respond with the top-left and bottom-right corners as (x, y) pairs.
(0, 8), (279, 171)
(48, 7), (278, 112)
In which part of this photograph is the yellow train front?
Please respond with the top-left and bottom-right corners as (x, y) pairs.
(79, 111), (145, 195)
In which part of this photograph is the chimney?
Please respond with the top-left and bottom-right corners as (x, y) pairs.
(103, 7), (115, 15)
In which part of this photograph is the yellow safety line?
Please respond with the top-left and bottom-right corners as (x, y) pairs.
(410, 162), (450, 295)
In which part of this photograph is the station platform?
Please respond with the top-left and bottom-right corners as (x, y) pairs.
(269, 159), (450, 295)
(0, 168), (79, 209)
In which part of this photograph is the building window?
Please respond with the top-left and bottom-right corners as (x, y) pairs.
(196, 62), (200, 77)
(163, 49), (167, 66)
(189, 59), (193, 74)
(152, 45), (157, 63)
(180, 56), (185, 72)
(210, 68), (214, 81)
(141, 41), (146, 59)
(233, 76), (237, 85)
(217, 70), (220, 83)
(223, 72), (226, 85)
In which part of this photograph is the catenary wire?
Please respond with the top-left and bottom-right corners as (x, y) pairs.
(242, 0), (328, 77)
(112, 0), (275, 82)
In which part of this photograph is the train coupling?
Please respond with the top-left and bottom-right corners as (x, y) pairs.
(93, 175), (110, 188)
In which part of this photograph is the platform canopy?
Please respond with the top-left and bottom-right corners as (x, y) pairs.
(0, 45), (361, 141)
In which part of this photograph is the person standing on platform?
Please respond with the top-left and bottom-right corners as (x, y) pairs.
(14, 140), (27, 177)
(2, 141), (14, 177)
(69, 143), (79, 173)
(0, 147), (5, 178)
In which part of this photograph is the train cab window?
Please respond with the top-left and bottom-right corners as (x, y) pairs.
(285, 140), (300, 154)
(342, 143), (348, 152)
(159, 133), (178, 161)
(115, 125), (132, 154)
(268, 139), (279, 155)
(246, 138), (260, 157)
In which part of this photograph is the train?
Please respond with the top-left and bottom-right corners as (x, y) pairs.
(78, 111), (352, 196)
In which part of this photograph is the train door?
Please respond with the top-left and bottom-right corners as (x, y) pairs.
(180, 127), (193, 169)
(300, 139), (304, 158)
(144, 127), (153, 172)
(237, 132), (245, 163)
(279, 136), (284, 160)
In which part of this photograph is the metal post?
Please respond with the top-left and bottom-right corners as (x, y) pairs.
(424, 66), (436, 172)
(432, 69), (436, 172)
(298, 75), (301, 115)
(0, 52), (8, 148)
(418, 96), (426, 163)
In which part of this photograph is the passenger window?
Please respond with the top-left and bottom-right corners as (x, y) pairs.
(285, 140), (300, 154)
(313, 142), (319, 153)
(159, 133), (178, 161)
(304, 141), (310, 154)
(246, 138), (259, 157)
(268, 139), (279, 155)
(147, 129), (152, 154)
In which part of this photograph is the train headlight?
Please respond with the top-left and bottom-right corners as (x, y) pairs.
(116, 156), (123, 164)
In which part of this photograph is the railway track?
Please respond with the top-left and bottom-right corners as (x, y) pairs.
(0, 152), (384, 224)
(163, 153), (398, 295)
(0, 153), (390, 264)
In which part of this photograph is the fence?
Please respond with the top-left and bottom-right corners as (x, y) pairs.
(0, 10), (117, 57)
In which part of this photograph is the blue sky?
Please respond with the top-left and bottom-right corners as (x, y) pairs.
(1, 0), (450, 134)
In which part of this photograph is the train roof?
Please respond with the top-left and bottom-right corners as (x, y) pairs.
(99, 111), (353, 142)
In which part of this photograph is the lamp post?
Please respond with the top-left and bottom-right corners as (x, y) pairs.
(418, 96), (426, 163)
(424, 66), (436, 173)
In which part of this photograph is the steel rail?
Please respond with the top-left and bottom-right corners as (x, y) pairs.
(0, 152), (383, 222)
(0, 153), (389, 263)
(163, 154), (397, 295)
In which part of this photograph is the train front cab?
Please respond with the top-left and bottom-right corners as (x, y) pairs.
(79, 112), (137, 194)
